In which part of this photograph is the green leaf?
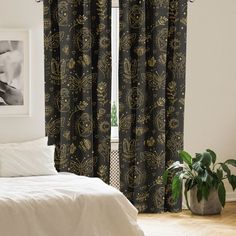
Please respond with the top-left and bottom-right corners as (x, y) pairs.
(206, 149), (217, 164)
(194, 153), (202, 163)
(167, 161), (183, 171)
(185, 179), (194, 191)
(192, 162), (203, 173)
(184, 188), (191, 210)
(163, 170), (169, 184)
(172, 175), (182, 200)
(211, 172), (220, 189)
(185, 179), (191, 190)
(200, 170), (213, 188)
(221, 163), (231, 176)
(216, 169), (223, 180)
(225, 159), (236, 167)
(200, 152), (212, 167)
(178, 172), (187, 181)
(195, 153), (202, 158)
(195, 176), (203, 187)
(197, 188), (203, 202)
(228, 175), (236, 191)
(179, 150), (192, 166)
(202, 170), (208, 182)
(218, 182), (226, 207)
(202, 184), (210, 201)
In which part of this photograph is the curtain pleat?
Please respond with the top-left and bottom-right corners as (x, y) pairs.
(119, 0), (188, 213)
(44, 0), (112, 183)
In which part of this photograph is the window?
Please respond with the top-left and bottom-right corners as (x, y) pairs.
(111, 5), (119, 140)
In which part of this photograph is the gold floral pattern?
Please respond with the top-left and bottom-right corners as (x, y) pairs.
(126, 87), (144, 109)
(44, 32), (65, 51)
(44, 0), (111, 183)
(119, 0), (188, 213)
(129, 5), (145, 29)
(54, 1), (69, 26)
(76, 27), (94, 52)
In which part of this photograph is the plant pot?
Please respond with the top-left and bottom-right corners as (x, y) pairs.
(189, 187), (222, 215)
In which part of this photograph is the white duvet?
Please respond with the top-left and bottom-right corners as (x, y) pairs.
(0, 173), (144, 236)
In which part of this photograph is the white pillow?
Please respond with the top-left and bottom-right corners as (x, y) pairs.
(0, 137), (48, 148)
(0, 145), (57, 177)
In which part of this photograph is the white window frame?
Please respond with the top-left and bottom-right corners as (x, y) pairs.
(111, 5), (119, 140)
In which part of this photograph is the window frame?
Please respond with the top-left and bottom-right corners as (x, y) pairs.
(111, 5), (119, 140)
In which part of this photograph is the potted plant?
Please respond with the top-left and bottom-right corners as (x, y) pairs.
(164, 149), (236, 215)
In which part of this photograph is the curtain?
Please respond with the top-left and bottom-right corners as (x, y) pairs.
(119, 0), (188, 213)
(44, 0), (112, 183)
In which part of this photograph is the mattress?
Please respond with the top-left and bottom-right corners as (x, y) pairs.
(0, 173), (144, 236)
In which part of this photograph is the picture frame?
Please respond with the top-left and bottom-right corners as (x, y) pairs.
(0, 29), (31, 117)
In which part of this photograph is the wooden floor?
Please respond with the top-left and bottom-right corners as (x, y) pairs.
(138, 202), (236, 236)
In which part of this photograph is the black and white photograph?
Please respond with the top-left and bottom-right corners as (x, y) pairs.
(0, 40), (24, 106)
(0, 29), (30, 117)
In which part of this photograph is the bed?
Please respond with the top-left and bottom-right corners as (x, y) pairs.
(0, 173), (144, 236)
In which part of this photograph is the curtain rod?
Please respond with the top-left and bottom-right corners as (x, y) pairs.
(36, 0), (195, 3)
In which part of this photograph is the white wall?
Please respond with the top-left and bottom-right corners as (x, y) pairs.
(185, 0), (236, 200)
(0, 0), (45, 143)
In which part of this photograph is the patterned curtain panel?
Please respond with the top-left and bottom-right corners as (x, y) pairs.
(119, 0), (188, 212)
(44, 0), (111, 183)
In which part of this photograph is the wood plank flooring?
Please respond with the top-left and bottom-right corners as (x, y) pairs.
(138, 202), (236, 236)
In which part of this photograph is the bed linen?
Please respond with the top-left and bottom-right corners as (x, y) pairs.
(0, 145), (57, 177)
(0, 173), (144, 236)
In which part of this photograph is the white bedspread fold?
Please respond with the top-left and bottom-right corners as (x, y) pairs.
(0, 173), (144, 236)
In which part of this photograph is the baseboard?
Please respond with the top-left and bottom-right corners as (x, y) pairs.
(182, 192), (236, 209)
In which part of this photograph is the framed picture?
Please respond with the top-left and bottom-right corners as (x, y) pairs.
(0, 29), (30, 117)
